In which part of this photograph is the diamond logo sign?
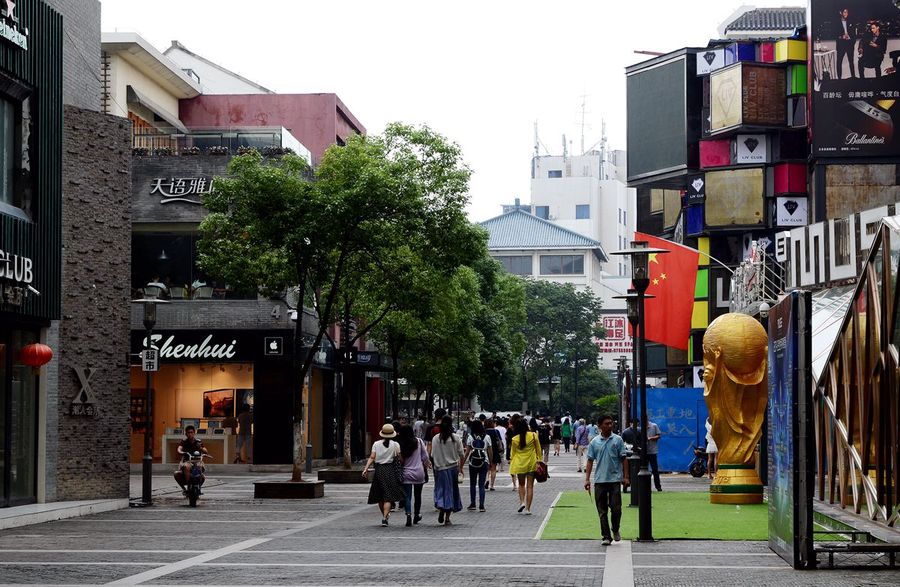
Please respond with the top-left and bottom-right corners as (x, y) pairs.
(776, 197), (807, 226)
(704, 51), (717, 66)
(692, 178), (705, 192)
(735, 134), (767, 163)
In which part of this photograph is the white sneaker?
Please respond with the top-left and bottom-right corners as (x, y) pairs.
(524, 510), (532, 515)
(601, 538), (612, 546)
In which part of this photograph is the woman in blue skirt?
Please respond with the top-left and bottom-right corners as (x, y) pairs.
(428, 415), (464, 525)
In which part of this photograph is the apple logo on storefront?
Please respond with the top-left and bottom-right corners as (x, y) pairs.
(264, 337), (283, 356)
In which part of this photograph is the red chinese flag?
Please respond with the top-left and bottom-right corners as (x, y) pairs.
(634, 232), (699, 350)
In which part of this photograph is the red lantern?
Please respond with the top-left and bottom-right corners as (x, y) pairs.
(20, 343), (53, 370)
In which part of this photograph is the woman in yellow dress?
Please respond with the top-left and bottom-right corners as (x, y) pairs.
(509, 416), (542, 515)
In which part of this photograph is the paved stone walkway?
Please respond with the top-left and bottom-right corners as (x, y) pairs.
(0, 448), (895, 585)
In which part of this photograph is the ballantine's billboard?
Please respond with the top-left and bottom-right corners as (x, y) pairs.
(811, 0), (900, 156)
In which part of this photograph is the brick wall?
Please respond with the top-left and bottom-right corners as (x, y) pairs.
(45, 0), (101, 111)
(56, 105), (132, 500)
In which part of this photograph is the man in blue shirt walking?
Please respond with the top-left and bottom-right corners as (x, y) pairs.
(584, 414), (629, 546)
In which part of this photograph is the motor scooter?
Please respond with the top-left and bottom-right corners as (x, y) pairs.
(689, 444), (708, 478)
(184, 452), (210, 507)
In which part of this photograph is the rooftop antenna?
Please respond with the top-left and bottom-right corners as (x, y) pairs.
(562, 133), (567, 159)
(579, 94), (588, 155)
(601, 119), (608, 160)
(534, 121), (539, 158)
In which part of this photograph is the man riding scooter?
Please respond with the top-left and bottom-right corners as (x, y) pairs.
(174, 425), (209, 494)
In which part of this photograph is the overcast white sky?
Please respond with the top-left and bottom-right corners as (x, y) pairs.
(100, 0), (798, 221)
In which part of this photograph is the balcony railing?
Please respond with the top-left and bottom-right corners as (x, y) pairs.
(132, 126), (311, 163)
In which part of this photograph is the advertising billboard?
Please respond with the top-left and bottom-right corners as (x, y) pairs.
(627, 52), (701, 183)
(811, 0), (900, 156)
(644, 387), (707, 473)
(767, 291), (815, 569)
(710, 64), (787, 132)
(704, 168), (765, 227)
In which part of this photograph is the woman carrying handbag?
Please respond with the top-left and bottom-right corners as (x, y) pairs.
(362, 424), (406, 527)
(509, 416), (543, 515)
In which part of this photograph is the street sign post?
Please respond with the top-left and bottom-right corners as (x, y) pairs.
(141, 349), (159, 372)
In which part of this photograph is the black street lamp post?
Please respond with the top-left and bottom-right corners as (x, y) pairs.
(613, 241), (667, 541)
(614, 289), (642, 508)
(132, 297), (167, 505)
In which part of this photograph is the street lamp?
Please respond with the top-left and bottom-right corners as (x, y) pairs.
(132, 297), (168, 505)
(613, 288), (645, 508)
(613, 240), (667, 541)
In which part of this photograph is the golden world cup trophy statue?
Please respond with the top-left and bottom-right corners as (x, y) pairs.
(702, 312), (768, 504)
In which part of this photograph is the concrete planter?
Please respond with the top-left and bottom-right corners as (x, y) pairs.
(317, 468), (370, 484)
(253, 480), (325, 499)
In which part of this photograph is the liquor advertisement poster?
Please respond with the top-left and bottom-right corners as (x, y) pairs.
(811, 0), (900, 156)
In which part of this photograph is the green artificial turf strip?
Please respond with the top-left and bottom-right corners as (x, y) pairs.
(541, 491), (769, 540)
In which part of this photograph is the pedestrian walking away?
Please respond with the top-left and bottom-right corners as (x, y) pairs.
(574, 418), (590, 472)
(538, 416), (552, 463)
(507, 414), (520, 491)
(397, 424), (430, 526)
(362, 424), (406, 527)
(562, 415), (572, 453)
(509, 416), (542, 515)
(584, 414), (629, 546)
(552, 416), (562, 456)
(646, 419), (663, 491)
(485, 418), (503, 490)
(464, 419), (492, 512)
(428, 415), (464, 525)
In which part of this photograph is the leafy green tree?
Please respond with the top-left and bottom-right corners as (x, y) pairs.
(198, 123), (477, 476)
(519, 280), (603, 413)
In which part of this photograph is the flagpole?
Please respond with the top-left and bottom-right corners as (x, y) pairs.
(634, 233), (734, 275)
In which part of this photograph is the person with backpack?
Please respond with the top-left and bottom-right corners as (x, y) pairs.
(464, 419), (493, 512)
(537, 416), (552, 463)
(485, 419), (503, 490)
(561, 415), (573, 453)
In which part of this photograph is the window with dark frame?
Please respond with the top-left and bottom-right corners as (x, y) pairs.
(539, 254), (584, 275)
(534, 205), (550, 220)
(0, 80), (34, 221)
(494, 255), (532, 276)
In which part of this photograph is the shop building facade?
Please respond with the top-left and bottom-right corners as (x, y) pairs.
(109, 34), (379, 465)
(3, 0), (133, 510)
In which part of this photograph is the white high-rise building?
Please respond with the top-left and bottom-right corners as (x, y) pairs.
(530, 148), (635, 278)
(529, 142), (637, 372)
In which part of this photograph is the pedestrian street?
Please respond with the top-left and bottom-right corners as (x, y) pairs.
(0, 450), (896, 586)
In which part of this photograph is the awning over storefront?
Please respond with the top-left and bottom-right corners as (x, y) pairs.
(126, 85), (189, 134)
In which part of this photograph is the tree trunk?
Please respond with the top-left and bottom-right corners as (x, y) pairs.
(342, 377), (352, 468)
(291, 421), (303, 482)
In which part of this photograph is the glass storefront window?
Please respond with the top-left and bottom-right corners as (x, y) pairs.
(0, 328), (38, 507)
(131, 232), (256, 300)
